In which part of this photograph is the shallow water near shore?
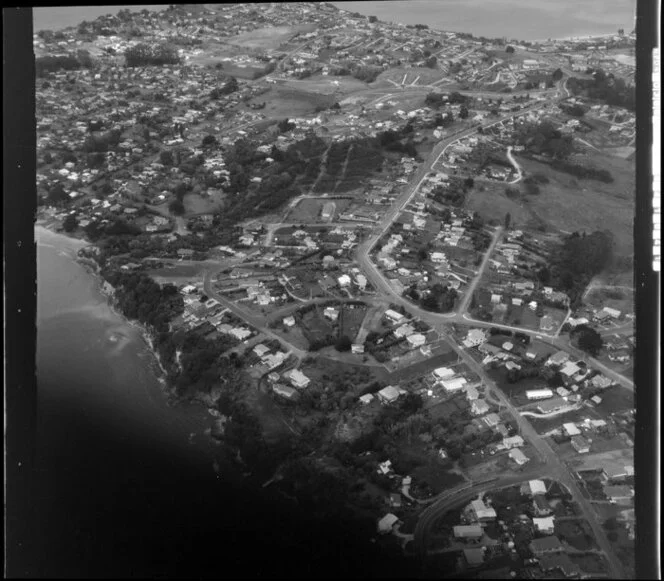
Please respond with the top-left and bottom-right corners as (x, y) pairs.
(31, 226), (235, 576)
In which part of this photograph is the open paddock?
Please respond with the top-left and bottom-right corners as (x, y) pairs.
(253, 86), (337, 118)
(554, 518), (598, 551)
(516, 153), (634, 255)
(387, 349), (458, 384)
(225, 24), (316, 50)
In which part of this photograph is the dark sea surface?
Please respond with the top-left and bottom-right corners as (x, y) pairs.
(26, 227), (417, 578)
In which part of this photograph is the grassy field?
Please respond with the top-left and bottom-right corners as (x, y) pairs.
(340, 304), (368, 340)
(225, 24), (315, 50)
(413, 463), (465, 494)
(387, 350), (458, 383)
(516, 153), (634, 255)
(554, 518), (598, 551)
(464, 180), (535, 229)
(592, 385), (634, 416)
(251, 86), (336, 119)
(182, 191), (225, 215)
(285, 197), (353, 223)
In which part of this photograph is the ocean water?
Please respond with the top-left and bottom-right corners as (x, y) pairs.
(33, 5), (169, 32)
(24, 227), (417, 578)
(332, 0), (636, 40)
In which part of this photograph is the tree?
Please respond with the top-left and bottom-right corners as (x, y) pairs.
(47, 182), (69, 204)
(575, 325), (603, 356)
(552, 68), (564, 81)
(424, 55), (437, 69)
(169, 199), (185, 215)
(505, 45), (515, 54)
(335, 335), (352, 352)
(464, 177), (474, 189)
(202, 134), (217, 147)
(160, 150), (174, 166)
(459, 105), (469, 119)
(62, 214), (78, 232)
(504, 212), (511, 229)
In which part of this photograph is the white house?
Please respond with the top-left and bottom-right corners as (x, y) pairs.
(563, 423), (581, 437)
(273, 384), (298, 400)
(338, 274), (352, 287)
(471, 399), (490, 416)
(385, 309), (405, 324)
(509, 448), (529, 465)
(527, 479), (547, 496)
(526, 388), (554, 400)
(377, 513), (400, 534)
(283, 316), (296, 327)
(359, 393), (375, 405)
(323, 306), (339, 321)
(284, 369), (311, 389)
(503, 435), (525, 449)
(433, 367), (455, 380)
(533, 517), (555, 534)
(440, 377), (467, 392)
(406, 333), (426, 347)
(465, 329), (486, 347)
(377, 385), (401, 404)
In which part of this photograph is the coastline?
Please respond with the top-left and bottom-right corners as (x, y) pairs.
(36, 221), (176, 397)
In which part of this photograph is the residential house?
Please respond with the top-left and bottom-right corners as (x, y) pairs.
(377, 385), (401, 404)
(471, 399), (490, 416)
(526, 479), (547, 496)
(570, 435), (590, 454)
(533, 517), (555, 535)
(529, 535), (564, 556)
(560, 361), (581, 378)
(323, 306), (340, 321)
(440, 377), (467, 392)
(503, 435), (525, 449)
(509, 448), (529, 465)
(604, 485), (634, 502)
(283, 316), (296, 327)
(465, 386), (480, 401)
(453, 525), (483, 540)
(483, 413), (501, 428)
(272, 384), (298, 400)
(562, 423), (581, 437)
(537, 397), (567, 414)
(463, 548), (486, 568)
(406, 333), (426, 348)
(359, 393), (375, 405)
(284, 369), (311, 389)
(377, 513), (400, 534)
(433, 367), (455, 380)
(532, 495), (552, 516)
(338, 274), (352, 287)
(602, 464), (634, 481)
(352, 343), (365, 354)
(526, 388), (554, 400)
(548, 351), (570, 366)
(385, 309), (405, 324)
(466, 498), (497, 522)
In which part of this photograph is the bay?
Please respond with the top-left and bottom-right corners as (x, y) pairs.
(332, 0), (636, 41)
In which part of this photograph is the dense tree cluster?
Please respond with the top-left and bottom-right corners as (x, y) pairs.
(568, 68), (635, 111)
(124, 42), (181, 67)
(571, 325), (604, 356)
(549, 159), (614, 183)
(549, 231), (614, 307)
(35, 53), (90, 77)
(515, 121), (574, 159)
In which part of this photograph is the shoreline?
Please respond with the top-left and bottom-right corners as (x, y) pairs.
(37, 221), (179, 399)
